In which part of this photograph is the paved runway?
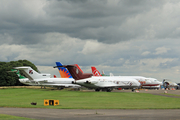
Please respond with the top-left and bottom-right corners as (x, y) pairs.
(0, 108), (180, 120)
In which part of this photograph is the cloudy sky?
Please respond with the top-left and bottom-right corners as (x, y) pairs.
(1, 0), (180, 82)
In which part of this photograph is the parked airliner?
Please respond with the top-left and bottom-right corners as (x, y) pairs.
(13, 66), (80, 89)
(91, 66), (162, 89)
(54, 64), (140, 92)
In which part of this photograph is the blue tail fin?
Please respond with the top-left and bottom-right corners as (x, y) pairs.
(56, 62), (73, 78)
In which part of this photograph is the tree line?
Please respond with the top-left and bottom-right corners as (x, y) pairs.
(0, 60), (38, 86)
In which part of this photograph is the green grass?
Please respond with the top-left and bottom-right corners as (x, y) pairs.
(0, 114), (35, 120)
(0, 88), (180, 109)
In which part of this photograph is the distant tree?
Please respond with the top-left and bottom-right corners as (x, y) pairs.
(0, 60), (38, 86)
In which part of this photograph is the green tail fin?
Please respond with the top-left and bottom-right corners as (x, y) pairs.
(11, 69), (26, 79)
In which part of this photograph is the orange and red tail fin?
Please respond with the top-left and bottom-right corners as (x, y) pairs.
(56, 62), (73, 78)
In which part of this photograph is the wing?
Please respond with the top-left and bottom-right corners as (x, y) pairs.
(38, 83), (81, 88)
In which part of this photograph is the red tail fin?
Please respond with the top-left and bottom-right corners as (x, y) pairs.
(91, 67), (102, 76)
(54, 75), (57, 78)
(75, 64), (84, 73)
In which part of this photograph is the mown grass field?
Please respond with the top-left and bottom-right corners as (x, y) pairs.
(0, 87), (180, 109)
(0, 114), (34, 120)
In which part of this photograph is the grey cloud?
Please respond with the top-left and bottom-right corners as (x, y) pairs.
(42, 0), (166, 43)
(159, 59), (180, 69)
(0, 0), (169, 45)
(1, 0), (180, 82)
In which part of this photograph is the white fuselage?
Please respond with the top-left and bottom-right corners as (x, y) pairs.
(19, 77), (80, 88)
(75, 76), (141, 89)
(118, 76), (161, 88)
(144, 78), (162, 88)
(163, 81), (178, 88)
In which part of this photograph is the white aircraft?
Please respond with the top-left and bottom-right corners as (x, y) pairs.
(118, 77), (162, 89)
(8, 69), (37, 86)
(13, 66), (80, 89)
(54, 64), (141, 92)
(91, 66), (162, 89)
(163, 79), (178, 89)
(141, 78), (162, 89)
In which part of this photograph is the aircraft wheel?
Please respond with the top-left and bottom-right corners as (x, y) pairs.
(58, 87), (64, 90)
(106, 88), (112, 92)
(95, 89), (100, 92)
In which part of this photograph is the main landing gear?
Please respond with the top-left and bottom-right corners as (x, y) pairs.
(106, 88), (112, 92)
(95, 88), (100, 92)
(95, 88), (112, 92)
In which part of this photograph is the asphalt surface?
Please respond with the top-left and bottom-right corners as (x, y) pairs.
(0, 89), (180, 120)
(0, 108), (180, 120)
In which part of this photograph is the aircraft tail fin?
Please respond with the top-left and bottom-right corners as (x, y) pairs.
(101, 70), (106, 76)
(13, 66), (50, 80)
(74, 64), (84, 73)
(56, 62), (73, 78)
(54, 64), (93, 80)
(91, 66), (102, 76)
(9, 69), (26, 79)
(110, 73), (114, 76)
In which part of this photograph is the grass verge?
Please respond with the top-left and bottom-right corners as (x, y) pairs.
(0, 87), (179, 109)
